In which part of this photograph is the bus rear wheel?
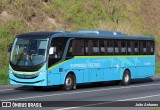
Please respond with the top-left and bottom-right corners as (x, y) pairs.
(120, 70), (131, 85)
(63, 74), (74, 91)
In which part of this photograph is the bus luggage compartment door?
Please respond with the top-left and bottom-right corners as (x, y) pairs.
(89, 69), (103, 82)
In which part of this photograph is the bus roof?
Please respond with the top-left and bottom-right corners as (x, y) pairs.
(17, 30), (154, 40)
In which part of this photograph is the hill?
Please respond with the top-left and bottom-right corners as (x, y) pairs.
(0, 0), (160, 84)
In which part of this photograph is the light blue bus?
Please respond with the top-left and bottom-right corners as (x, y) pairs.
(8, 30), (155, 90)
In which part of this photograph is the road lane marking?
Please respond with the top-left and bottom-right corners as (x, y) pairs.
(1, 82), (160, 101)
(118, 94), (160, 101)
(55, 94), (160, 110)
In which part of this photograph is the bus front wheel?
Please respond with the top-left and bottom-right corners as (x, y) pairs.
(63, 74), (74, 91)
(120, 70), (131, 85)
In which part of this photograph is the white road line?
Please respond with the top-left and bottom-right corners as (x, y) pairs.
(118, 94), (160, 101)
(55, 94), (160, 110)
(1, 83), (160, 101)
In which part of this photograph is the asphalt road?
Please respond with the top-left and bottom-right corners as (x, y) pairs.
(0, 77), (160, 110)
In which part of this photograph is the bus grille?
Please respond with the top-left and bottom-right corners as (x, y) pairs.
(13, 73), (39, 79)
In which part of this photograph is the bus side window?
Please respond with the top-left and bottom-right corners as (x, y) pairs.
(114, 40), (120, 55)
(84, 40), (88, 55)
(127, 41), (135, 55)
(107, 40), (113, 55)
(75, 40), (84, 55)
(104, 40), (108, 55)
(147, 41), (151, 55)
(67, 40), (84, 59)
(67, 40), (74, 59)
(131, 41), (135, 55)
(139, 41), (147, 55)
(99, 40), (106, 55)
(134, 41), (139, 55)
(121, 40), (127, 55)
(85, 40), (93, 55)
(139, 41), (143, 55)
(92, 40), (99, 55)
(72, 40), (77, 55)
(151, 41), (154, 55)
(143, 41), (147, 55)
(127, 41), (131, 55)
(147, 41), (154, 55)
(88, 40), (93, 55)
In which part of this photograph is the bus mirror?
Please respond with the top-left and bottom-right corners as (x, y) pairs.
(8, 43), (13, 52)
(49, 47), (55, 55)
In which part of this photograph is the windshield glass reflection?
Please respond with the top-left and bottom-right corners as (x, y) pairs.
(10, 38), (48, 66)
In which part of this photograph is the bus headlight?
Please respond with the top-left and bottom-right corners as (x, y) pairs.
(9, 70), (14, 74)
(39, 71), (45, 75)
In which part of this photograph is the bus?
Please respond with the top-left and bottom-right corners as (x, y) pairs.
(8, 30), (155, 90)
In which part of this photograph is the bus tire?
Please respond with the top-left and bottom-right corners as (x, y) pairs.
(72, 74), (77, 90)
(120, 70), (131, 85)
(63, 74), (74, 91)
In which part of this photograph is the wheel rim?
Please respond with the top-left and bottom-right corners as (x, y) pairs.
(124, 74), (129, 83)
(65, 77), (72, 86)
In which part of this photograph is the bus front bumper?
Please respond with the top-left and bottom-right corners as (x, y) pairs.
(9, 73), (47, 86)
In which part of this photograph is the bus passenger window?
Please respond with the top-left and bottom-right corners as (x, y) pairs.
(92, 40), (99, 55)
(131, 41), (135, 55)
(107, 40), (113, 55)
(88, 40), (93, 55)
(67, 40), (84, 59)
(114, 40), (119, 55)
(104, 40), (108, 55)
(84, 40), (93, 55)
(139, 41), (147, 55)
(150, 41), (154, 55)
(134, 41), (139, 55)
(143, 41), (147, 55)
(139, 41), (143, 55)
(147, 41), (154, 55)
(99, 40), (105, 55)
(121, 41), (126, 55)
(127, 41), (134, 55)
(72, 40), (84, 56)
(127, 41), (131, 55)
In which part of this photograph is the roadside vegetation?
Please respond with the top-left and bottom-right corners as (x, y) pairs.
(0, 0), (160, 85)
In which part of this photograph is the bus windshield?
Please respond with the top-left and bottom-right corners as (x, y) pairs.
(10, 38), (49, 67)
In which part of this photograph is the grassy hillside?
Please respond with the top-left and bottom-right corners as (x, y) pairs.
(0, 0), (160, 85)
